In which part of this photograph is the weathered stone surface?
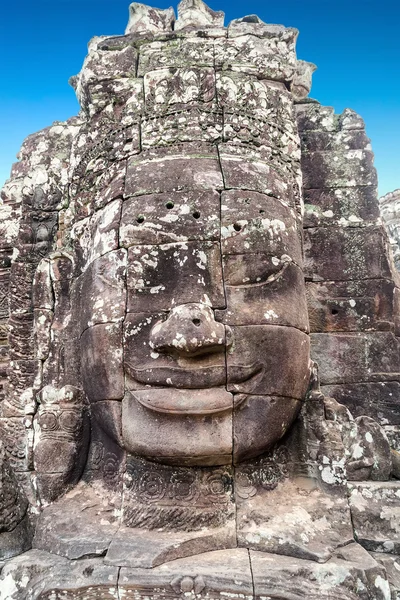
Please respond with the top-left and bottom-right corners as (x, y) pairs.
(237, 477), (353, 562)
(33, 481), (121, 560)
(125, 3), (175, 35)
(219, 143), (297, 200)
(0, 442), (31, 561)
(217, 260), (309, 330)
(2, 0), (398, 596)
(125, 144), (224, 196)
(33, 386), (90, 503)
(307, 278), (400, 333)
(311, 332), (400, 385)
(305, 226), (392, 281)
(251, 544), (391, 600)
(122, 391), (233, 465)
(214, 31), (298, 82)
(142, 107), (223, 147)
(138, 37), (216, 75)
(117, 549), (252, 596)
(227, 325), (310, 399)
(78, 249), (127, 333)
(380, 188), (400, 271)
(292, 60), (317, 101)
(348, 481), (400, 553)
(144, 68), (217, 113)
(233, 395), (301, 463)
(176, 0), (225, 31)
(0, 550), (120, 599)
(373, 552), (400, 599)
(123, 456), (234, 530)
(70, 199), (123, 270)
(220, 189), (302, 261)
(123, 311), (226, 390)
(321, 382), (400, 427)
(120, 190), (220, 246)
(126, 241), (225, 312)
(80, 323), (124, 401)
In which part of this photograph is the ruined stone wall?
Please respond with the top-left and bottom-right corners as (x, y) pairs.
(380, 188), (400, 271)
(0, 121), (82, 509)
(296, 102), (400, 447)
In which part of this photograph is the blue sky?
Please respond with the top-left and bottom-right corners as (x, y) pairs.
(1, 0), (399, 196)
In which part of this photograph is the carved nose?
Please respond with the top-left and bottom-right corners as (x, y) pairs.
(149, 303), (231, 357)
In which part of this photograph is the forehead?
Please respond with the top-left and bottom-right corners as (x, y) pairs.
(71, 151), (302, 269)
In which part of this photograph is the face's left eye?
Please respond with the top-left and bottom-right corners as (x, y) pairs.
(223, 254), (292, 287)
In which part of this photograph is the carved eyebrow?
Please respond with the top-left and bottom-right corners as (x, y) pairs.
(226, 257), (292, 289)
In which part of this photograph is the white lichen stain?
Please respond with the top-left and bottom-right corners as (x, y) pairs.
(264, 310), (279, 320)
(374, 575), (391, 600)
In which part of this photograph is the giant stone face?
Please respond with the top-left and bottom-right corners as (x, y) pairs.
(73, 78), (311, 467)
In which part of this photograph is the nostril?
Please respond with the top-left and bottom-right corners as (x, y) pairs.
(192, 318), (201, 327)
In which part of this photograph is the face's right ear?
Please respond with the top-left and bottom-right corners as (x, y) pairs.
(32, 253), (90, 505)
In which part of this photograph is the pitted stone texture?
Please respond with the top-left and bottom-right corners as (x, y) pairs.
(348, 481), (400, 554)
(175, 0), (225, 31)
(120, 190), (220, 246)
(125, 3), (175, 35)
(307, 279), (400, 334)
(220, 190), (302, 261)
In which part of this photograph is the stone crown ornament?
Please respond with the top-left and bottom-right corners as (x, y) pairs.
(1, 1), (400, 599)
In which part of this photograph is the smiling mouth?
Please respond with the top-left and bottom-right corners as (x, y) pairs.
(125, 362), (263, 389)
(125, 362), (263, 415)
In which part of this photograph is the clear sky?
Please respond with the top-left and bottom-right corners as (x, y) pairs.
(1, 0), (399, 197)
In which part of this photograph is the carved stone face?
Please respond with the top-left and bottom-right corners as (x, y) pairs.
(78, 153), (311, 466)
(71, 21), (311, 469)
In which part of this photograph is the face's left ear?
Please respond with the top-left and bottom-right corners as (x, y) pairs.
(32, 252), (90, 504)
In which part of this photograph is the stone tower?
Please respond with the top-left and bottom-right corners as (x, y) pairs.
(1, 1), (400, 598)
